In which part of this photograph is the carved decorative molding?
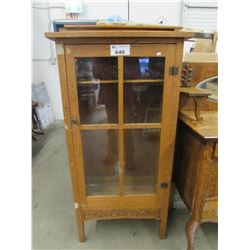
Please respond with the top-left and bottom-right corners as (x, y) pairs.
(83, 208), (161, 220)
(181, 63), (192, 87)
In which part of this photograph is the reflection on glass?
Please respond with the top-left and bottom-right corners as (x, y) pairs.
(75, 57), (118, 124)
(124, 129), (160, 194)
(82, 130), (119, 196)
(124, 83), (163, 123)
(78, 84), (118, 124)
(196, 76), (218, 101)
(124, 57), (165, 80)
(75, 57), (118, 81)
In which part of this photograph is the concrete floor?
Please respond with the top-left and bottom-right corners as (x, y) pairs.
(32, 121), (217, 250)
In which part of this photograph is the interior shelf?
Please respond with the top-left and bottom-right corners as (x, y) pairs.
(124, 79), (163, 83)
(77, 79), (164, 85)
(77, 79), (118, 84)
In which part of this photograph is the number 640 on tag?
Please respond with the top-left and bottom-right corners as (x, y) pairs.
(110, 45), (130, 56)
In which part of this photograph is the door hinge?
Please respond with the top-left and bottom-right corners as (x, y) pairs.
(169, 66), (179, 76)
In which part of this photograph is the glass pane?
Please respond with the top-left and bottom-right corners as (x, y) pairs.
(78, 83), (118, 124)
(124, 57), (165, 80)
(75, 57), (118, 81)
(124, 129), (160, 194)
(124, 83), (163, 123)
(81, 130), (119, 196)
(75, 57), (118, 124)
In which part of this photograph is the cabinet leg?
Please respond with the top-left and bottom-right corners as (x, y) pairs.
(185, 217), (199, 250)
(75, 208), (85, 242)
(159, 217), (167, 239)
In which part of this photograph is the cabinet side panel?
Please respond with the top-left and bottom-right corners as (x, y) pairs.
(174, 122), (203, 210)
(55, 44), (80, 204)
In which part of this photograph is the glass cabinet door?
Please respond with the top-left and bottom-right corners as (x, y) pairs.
(67, 44), (171, 199)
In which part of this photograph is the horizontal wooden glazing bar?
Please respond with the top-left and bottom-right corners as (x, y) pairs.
(79, 124), (118, 130)
(79, 123), (161, 130)
(123, 123), (161, 129)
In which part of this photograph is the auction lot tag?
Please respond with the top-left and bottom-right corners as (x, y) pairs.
(110, 45), (130, 56)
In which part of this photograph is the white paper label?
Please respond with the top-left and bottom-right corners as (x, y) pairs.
(110, 45), (130, 56)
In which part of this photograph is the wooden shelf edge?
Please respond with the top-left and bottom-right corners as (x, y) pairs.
(77, 79), (164, 85)
(180, 87), (212, 97)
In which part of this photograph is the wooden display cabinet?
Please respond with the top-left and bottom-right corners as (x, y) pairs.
(45, 23), (193, 242)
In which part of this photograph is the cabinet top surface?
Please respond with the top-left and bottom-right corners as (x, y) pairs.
(179, 111), (218, 141)
(45, 23), (194, 41)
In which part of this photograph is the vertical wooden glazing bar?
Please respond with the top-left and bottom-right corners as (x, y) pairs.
(118, 56), (125, 195)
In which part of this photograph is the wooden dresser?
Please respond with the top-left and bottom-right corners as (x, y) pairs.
(174, 110), (218, 250)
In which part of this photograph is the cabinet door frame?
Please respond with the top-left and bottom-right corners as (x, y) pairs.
(65, 43), (181, 210)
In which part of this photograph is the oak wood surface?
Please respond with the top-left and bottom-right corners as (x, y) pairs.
(78, 123), (162, 130)
(174, 109), (218, 250)
(64, 42), (182, 241)
(179, 62), (218, 113)
(55, 44), (86, 242)
(180, 87), (212, 97)
(179, 111), (218, 140)
(46, 26), (187, 242)
(45, 30), (194, 40)
(64, 23), (182, 30)
(182, 62), (218, 87)
(118, 56), (125, 195)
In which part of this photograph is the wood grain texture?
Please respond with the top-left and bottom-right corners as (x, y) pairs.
(174, 109), (218, 250)
(76, 208), (85, 242)
(55, 43), (85, 242)
(46, 26), (187, 242)
(157, 40), (184, 239)
(83, 208), (161, 220)
(64, 23), (182, 30)
(179, 94), (218, 112)
(65, 46), (88, 205)
(118, 56), (125, 195)
(179, 62), (218, 113)
(45, 30), (194, 40)
(180, 87), (212, 97)
(182, 62), (218, 87)
(86, 194), (158, 209)
(178, 111), (218, 141)
(45, 37), (178, 45)
(183, 53), (217, 63)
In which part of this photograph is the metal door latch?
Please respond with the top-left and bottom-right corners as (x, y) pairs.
(160, 182), (168, 189)
(71, 116), (78, 125)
